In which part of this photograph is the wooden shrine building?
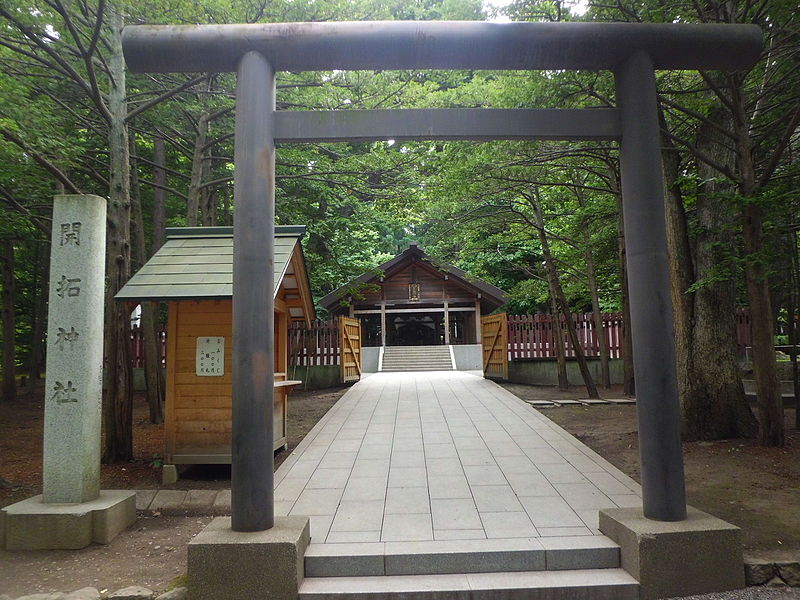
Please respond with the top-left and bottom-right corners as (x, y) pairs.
(320, 243), (506, 348)
(116, 226), (314, 473)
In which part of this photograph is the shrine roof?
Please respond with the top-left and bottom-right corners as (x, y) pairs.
(115, 226), (307, 302)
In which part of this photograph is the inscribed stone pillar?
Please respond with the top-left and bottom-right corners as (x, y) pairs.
(43, 195), (107, 504)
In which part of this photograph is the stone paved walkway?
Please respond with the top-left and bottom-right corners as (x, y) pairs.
(272, 371), (642, 545)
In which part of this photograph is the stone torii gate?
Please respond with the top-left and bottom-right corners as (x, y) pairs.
(123, 22), (760, 532)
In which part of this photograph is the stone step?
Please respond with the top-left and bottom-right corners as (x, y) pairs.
(381, 365), (453, 373)
(305, 537), (620, 578)
(382, 361), (454, 367)
(299, 568), (638, 599)
(381, 346), (454, 372)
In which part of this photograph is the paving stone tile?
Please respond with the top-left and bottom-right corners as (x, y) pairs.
(325, 530), (382, 543)
(183, 489), (218, 510)
(211, 489), (231, 512)
(555, 483), (614, 510)
(431, 498), (482, 530)
(536, 526), (594, 537)
(425, 440), (458, 458)
(519, 495), (584, 528)
(471, 485), (524, 512)
(330, 500), (385, 532)
(463, 465), (507, 486)
(391, 451), (425, 468)
(274, 501), (292, 516)
(503, 471), (558, 497)
(292, 488), (343, 516)
(306, 467), (351, 489)
(358, 444), (392, 460)
(434, 529), (487, 540)
(149, 489), (187, 511)
(351, 459), (390, 478)
(284, 458), (321, 479)
(428, 474), (472, 499)
(323, 435), (364, 450)
(514, 434), (550, 449)
(381, 513), (434, 542)
(385, 486), (430, 514)
(135, 490), (156, 511)
(309, 515), (333, 542)
(494, 455), (536, 474)
(523, 447), (568, 464)
(457, 449), (495, 466)
(490, 443), (526, 457)
(537, 463), (588, 484)
(575, 508), (600, 529)
(584, 472), (635, 496)
(608, 494), (641, 508)
(318, 451), (358, 469)
(453, 436), (488, 451)
(388, 466), (428, 488)
(274, 478), (307, 503)
(342, 477), (387, 501)
(425, 457), (463, 476)
(481, 511), (538, 539)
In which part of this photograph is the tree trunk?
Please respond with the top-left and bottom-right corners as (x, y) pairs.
(680, 106), (757, 440)
(130, 137), (164, 424)
(532, 195), (599, 398)
(186, 113), (209, 227)
(550, 296), (569, 389)
(743, 203), (783, 445)
(102, 7), (133, 462)
(575, 186), (610, 388)
(611, 170), (634, 396)
(661, 128), (695, 420)
(790, 228), (799, 429)
(200, 157), (216, 226)
(27, 239), (48, 382)
(730, 86), (784, 446)
(152, 137), (167, 250)
(150, 136), (167, 417)
(1, 240), (16, 402)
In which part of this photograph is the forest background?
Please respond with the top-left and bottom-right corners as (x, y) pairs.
(0, 0), (798, 462)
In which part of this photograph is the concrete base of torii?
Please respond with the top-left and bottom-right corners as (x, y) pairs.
(0, 490), (136, 550)
(600, 506), (744, 600)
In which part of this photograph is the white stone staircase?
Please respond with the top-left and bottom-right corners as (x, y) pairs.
(299, 536), (638, 599)
(381, 345), (454, 372)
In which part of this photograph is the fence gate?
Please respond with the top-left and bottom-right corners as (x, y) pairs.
(339, 316), (362, 383)
(481, 313), (508, 380)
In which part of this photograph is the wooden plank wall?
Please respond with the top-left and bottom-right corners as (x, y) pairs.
(164, 300), (287, 463)
(166, 300), (233, 462)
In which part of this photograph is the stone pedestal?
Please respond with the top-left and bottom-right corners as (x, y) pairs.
(599, 506), (744, 600)
(1, 490), (136, 550)
(43, 195), (106, 503)
(188, 516), (310, 600)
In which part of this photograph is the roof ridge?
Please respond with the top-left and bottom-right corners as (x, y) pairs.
(165, 225), (306, 238)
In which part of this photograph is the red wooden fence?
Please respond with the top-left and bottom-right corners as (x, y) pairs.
(130, 325), (167, 368)
(507, 313), (624, 360)
(130, 309), (754, 367)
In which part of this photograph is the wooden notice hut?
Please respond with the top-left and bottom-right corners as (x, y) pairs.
(116, 226), (314, 474)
